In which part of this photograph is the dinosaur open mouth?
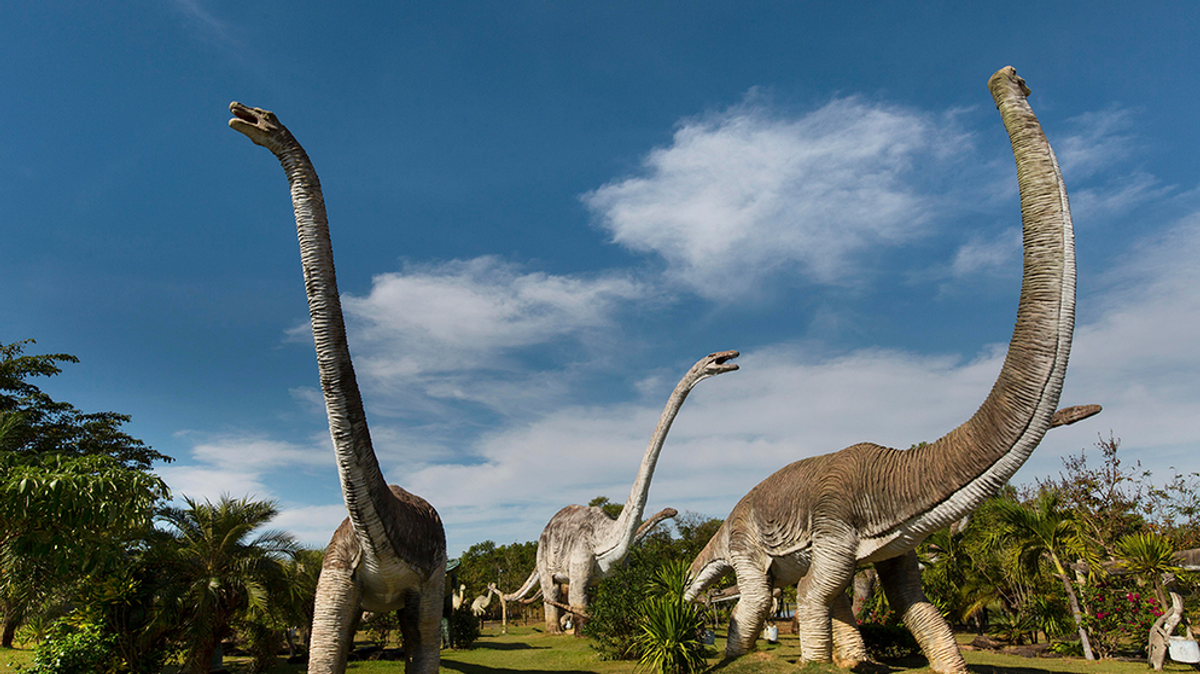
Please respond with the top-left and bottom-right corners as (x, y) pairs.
(712, 350), (740, 371)
(229, 102), (258, 124)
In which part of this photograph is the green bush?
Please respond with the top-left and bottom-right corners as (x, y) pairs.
(23, 620), (120, 674)
(447, 603), (480, 649)
(583, 551), (656, 660)
(858, 622), (920, 661)
(633, 561), (708, 674)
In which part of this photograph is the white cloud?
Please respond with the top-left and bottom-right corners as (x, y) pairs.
(950, 227), (1022, 278)
(583, 95), (973, 299)
(335, 256), (646, 415)
(158, 432), (332, 503)
(1057, 107), (1138, 182)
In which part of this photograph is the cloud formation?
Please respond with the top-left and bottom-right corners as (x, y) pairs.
(584, 96), (974, 298)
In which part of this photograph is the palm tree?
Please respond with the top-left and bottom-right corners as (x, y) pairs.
(1115, 532), (1180, 607)
(990, 492), (1096, 660)
(159, 495), (298, 674)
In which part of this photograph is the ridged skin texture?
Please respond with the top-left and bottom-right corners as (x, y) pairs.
(685, 67), (1077, 674)
(229, 104), (446, 674)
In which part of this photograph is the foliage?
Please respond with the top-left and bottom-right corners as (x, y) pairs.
(1115, 532), (1180, 605)
(633, 560), (708, 674)
(584, 548), (657, 660)
(1079, 581), (1163, 657)
(0, 340), (170, 469)
(0, 341), (171, 649)
(158, 495), (298, 674)
(447, 603), (480, 649)
(457, 539), (537, 612)
(589, 496), (624, 520)
(988, 610), (1037, 645)
(363, 611), (400, 647)
(858, 622), (920, 660)
(21, 619), (120, 674)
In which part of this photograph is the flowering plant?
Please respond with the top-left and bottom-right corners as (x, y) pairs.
(1079, 581), (1164, 657)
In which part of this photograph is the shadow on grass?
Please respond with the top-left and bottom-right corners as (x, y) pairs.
(469, 641), (550, 651)
(440, 657), (596, 674)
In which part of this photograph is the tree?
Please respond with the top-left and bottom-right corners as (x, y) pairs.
(0, 341), (171, 648)
(158, 495), (298, 674)
(991, 492), (1095, 659)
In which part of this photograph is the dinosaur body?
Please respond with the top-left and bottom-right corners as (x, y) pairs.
(686, 67), (1079, 674)
(506, 351), (738, 633)
(229, 104), (446, 674)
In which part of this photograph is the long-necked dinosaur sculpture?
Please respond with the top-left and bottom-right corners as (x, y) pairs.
(505, 351), (738, 633)
(503, 505), (680, 605)
(229, 103), (446, 674)
(684, 67), (1079, 674)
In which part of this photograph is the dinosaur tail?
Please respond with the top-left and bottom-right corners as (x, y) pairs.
(503, 569), (540, 603)
(684, 524), (731, 602)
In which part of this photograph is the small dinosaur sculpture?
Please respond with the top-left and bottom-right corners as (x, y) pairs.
(505, 351), (738, 633)
(229, 103), (446, 674)
(685, 67), (1080, 674)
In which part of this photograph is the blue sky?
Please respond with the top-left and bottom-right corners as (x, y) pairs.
(4, 2), (1200, 556)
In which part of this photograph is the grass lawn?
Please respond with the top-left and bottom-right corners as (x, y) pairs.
(4, 625), (1197, 673)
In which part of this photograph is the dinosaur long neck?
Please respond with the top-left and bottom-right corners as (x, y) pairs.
(274, 134), (399, 566)
(601, 373), (699, 564)
(879, 68), (1076, 542)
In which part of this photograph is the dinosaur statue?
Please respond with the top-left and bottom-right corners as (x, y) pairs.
(229, 103), (446, 674)
(470, 583), (499, 617)
(505, 351), (739, 633)
(503, 505), (679, 606)
(684, 67), (1079, 674)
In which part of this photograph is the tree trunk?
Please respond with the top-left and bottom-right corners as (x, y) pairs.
(1, 617), (18, 649)
(1052, 553), (1094, 660)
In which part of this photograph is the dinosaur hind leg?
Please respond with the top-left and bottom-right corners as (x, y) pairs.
(876, 551), (967, 674)
(830, 591), (869, 668)
(725, 554), (773, 658)
(308, 565), (363, 674)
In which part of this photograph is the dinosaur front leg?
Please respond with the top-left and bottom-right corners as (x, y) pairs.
(308, 565), (364, 674)
(830, 591), (868, 667)
(398, 574), (444, 674)
(796, 535), (857, 664)
(567, 565), (591, 634)
(725, 556), (773, 657)
(876, 551), (966, 674)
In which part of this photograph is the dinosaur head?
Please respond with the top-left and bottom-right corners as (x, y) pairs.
(229, 102), (291, 153)
(693, 350), (739, 384)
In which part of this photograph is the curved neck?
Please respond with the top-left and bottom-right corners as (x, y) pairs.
(604, 371), (701, 556)
(271, 134), (396, 563)
(882, 68), (1076, 537)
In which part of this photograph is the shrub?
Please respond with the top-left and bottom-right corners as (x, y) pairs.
(23, 619), (120, 674)
(584, 551), (656, 660)
(859, 622), (920, 661)
(1080, 581), (1163, 657)
(633, 561), (708, 674)
(447, 603), (480, 649)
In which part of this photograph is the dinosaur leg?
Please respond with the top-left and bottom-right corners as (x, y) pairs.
(567, 566), (590, 634)
(307, 565), (363, 674)
(398, 577), (444, 674)
(725, 555), (773, 658)
(796, 535), (857, 664)
(831, 591), (869, 667)
(541, 576), (563, 635)
(876, 551), (966, 674)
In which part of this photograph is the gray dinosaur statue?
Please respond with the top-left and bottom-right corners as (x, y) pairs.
(229, 103), (446, 674)
(504, 350), (739, 633)
(684, 67), (1081, 674)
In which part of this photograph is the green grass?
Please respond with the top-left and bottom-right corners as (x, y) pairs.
(4, 625), (1197, 673)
